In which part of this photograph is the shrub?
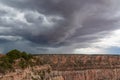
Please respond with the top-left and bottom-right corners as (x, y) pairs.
(6, 49), (21, 60)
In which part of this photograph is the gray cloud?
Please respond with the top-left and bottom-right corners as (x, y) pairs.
(0, 0), (120, 53)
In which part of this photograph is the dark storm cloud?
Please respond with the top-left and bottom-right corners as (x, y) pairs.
(0, 0), (120, 53)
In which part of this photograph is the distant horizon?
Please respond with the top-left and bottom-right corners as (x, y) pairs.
(1, 49), (120, 55)
(1, 47), (120, 55)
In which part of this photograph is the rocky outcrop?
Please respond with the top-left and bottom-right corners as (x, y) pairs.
(0, 65), (51, 80)
(50, 69), (120, 80)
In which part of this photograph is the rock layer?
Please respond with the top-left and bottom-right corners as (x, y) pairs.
(50, 69), (120, 80)
(0, 65), (51, 80)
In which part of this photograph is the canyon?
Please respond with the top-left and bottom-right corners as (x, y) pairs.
(1, 54), (120, 80)
(36, 55), (120, 80)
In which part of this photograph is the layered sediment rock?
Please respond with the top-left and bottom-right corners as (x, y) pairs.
(35, 55), (120, 71)
(50, 69), (120, 80)
(42, 55), (120, 80)
(0, 65), (51, 80)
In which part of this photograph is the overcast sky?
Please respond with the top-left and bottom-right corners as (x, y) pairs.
(0, 0), (120, 54)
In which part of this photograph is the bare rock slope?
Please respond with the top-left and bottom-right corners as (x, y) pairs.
(0, 65), (51, 80)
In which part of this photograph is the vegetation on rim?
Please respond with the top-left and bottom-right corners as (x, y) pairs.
(0, 49), (34, 73)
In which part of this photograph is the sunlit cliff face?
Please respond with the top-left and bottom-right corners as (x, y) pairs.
(0, 0), (120, 54)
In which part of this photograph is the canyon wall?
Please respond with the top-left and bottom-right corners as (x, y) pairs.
(50, 69), (120, 80)
(1, 55), (120, 80)
(1, 68), (120, 80)
(35, 55), (120, 70)
(35, 55), (120, 80)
